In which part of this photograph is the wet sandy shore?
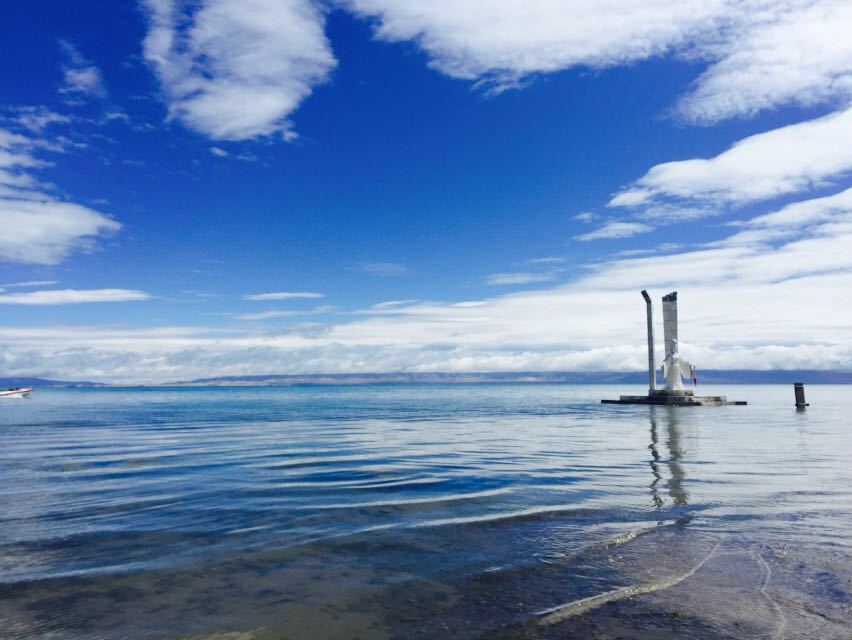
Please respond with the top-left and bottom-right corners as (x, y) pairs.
(2, 523), (849, 639)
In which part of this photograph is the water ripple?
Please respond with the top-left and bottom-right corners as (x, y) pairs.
(1, 385), (850, 638)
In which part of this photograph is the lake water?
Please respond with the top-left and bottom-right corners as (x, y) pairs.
(1, 385), (850, 639)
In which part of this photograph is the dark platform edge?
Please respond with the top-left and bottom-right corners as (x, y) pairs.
(601, 394), (747, 406)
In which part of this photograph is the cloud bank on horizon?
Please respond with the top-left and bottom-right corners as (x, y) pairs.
(5, 182), (852, 382)
(1, 0), (852, 382)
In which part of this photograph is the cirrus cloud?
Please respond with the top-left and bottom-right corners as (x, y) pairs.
(243, 291), (324, 301)
(347, 261), (408, 276)
(58, 40), (106, 99)
(0, 128), (121, 265)
(0, 288), (149, 305)
(575, 221), (653, 241)
(609, 106), (852, 209)
(676, 0), (852, 123)
(485, 272), (556, 286)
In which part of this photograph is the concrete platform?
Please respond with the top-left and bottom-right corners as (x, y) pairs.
(601, 390), (746, 406)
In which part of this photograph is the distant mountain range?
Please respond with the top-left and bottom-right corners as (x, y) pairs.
(0, 377), (107, 388)
(171, 370), (852, 385)
(5, 370), (848, 388)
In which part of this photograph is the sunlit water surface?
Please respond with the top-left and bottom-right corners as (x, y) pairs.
(1, 385), (850, 639)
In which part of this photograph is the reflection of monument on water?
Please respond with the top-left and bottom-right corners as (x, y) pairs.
(603, 290), (746, 406)
(648, 408), (688, 509)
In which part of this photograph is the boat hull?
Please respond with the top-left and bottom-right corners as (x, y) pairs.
(0, 387), (32, 398)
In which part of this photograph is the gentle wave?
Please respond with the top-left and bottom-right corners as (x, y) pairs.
(1, 385), (851, 638)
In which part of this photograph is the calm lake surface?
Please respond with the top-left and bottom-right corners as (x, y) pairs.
(1, 385), (850, 639)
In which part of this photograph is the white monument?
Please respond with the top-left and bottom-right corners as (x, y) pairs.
(660, 292), (695, 393)
(603, 290), (745, 406)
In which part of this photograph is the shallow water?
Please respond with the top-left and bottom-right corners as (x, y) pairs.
(0, 384), (850, 638)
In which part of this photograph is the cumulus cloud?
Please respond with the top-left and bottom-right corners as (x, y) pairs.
(0, 201), (121, 264)
(0, 128), (120, 264)
(134, 1), (852, 138)
(141, 0), (336, 140)
(243, 291), (324, 301)
(575, 221), (653, 241)
(133, 1), (852, 140)
(0, 288), (149, 305)
(343, 0), (727, 87)
(609, 106), (852, 209)
(343, 0), (852, 122)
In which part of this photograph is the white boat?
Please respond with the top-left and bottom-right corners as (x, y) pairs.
(0, 387), (32, 398)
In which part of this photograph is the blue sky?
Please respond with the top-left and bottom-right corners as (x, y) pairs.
(2, 1), (852, 382)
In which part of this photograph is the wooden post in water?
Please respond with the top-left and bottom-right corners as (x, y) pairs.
(794, 382), (809, 408)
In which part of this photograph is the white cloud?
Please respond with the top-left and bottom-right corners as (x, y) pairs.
(12, 106), (73, 133)
(343, 0), (728, 87)
(575, 221), (653, 241)
(720, 186), (852, 246)
(573, 211), (597, 223)
(742, 185), (852, 230)
(235, 310), (300, 321)
(343, 1), (852, 122)
(339, 0), (852, 123)
(610, 106), (852, 208)
(209, 146), (228, 157)
(141, 0), (336, 140)
(104, 111), (131, 123)
(677, 1), (852, 123)
(0, 200), (121, 265)
(0, 128), (120, 264)
(59, 40), (106, 98)
(130, 0), (852, 143)
(132, 1), (852, 140)
(369, 299), (419, 309)
(236, 305), (334, 320)
(0, 280), (59, 289)
(5, 190), (852, 381)
(485, 272), (556, 285)
(348, 261), (408, 276)
(0, 289), (149, 305)
(0, 129), (43, 173)
(528, 257), (565, 265)
(243, 291), (324, 301)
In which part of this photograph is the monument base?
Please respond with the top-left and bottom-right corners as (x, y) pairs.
(601, 390), (746, 406)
